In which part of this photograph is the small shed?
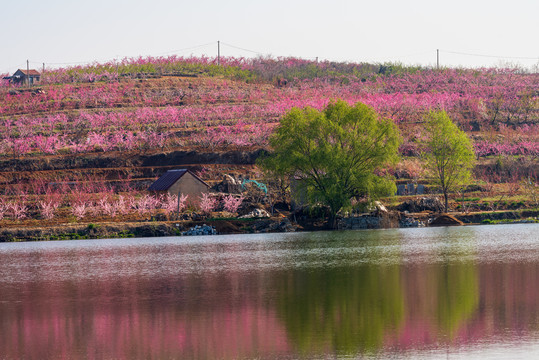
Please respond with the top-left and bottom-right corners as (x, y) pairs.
(148, 169), (209, 202)
(10, 69), (41, 85)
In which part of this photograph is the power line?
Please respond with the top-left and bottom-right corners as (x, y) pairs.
(10, 45), (538, 73)
(29, 58), (111, 66)
(396, 50), (433, 58)
(3, 63), (28, 71)
(25, 42), (218, 67)
(220, 41), (265, 55)
(221, 41), (320, 61)
(440, 49), (538, 60)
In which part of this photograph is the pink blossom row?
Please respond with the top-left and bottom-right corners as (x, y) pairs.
(2, 67), (536, 126)
(0, 192), (244, 221)
(473, 141), (539, 157)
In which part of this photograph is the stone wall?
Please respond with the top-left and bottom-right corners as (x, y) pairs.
(338, 216), (381, 230)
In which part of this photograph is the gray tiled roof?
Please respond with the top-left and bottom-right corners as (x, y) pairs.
(148, 169), (188, 191)
(148, 169), (209, 191)
(16, 69), (41, 76)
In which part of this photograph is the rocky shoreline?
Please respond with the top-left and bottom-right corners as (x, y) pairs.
(0, 209), (537, 242)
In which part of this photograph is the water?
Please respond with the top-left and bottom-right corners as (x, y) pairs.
(0, 224), (538, 359)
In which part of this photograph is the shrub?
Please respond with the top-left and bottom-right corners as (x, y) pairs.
(222, 195), (244, 213)
(199, 193), (217, 214)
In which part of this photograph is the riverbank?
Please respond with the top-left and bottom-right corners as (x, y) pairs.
(0, 215), (296, 241)
(1, 209), (537, 242)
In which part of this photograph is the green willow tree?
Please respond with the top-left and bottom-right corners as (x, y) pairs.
(423, 110), (475, 212)
(261, 100), (401, 227)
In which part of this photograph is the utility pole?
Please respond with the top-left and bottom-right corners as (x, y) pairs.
(27, 59), (30, 87)
(437, 49), (439, 69)
(42, 63), (45, 74)
(177, 191), (181, 218)
(217, 40), (220, 66)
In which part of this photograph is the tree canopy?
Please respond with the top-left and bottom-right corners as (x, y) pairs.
(261, 100), (401, 226)
(423, 110), (475, 212)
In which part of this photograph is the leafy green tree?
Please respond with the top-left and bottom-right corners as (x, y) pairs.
(261, 100), (401, 227)
(423, 111), (475, 212)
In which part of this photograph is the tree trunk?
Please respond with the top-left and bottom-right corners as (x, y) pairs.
(328, 213), (337, 229)
(444, 192), (449, 213)
(328, 207), (339, 229)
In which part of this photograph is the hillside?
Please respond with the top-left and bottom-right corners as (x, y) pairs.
(0, 57), (538, 239)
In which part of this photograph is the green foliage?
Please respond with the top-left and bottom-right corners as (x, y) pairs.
(435, 262), (479, 337)
(423, 110), (475, 212)
(276, 264), (405, 354)
(456, 197), (480, 202)
(260, 100), (401, 226)
(117, 231), (135, 238)
(275, 231), (480, 354)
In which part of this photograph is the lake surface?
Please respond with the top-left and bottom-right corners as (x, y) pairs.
(1, 224), (538, 359)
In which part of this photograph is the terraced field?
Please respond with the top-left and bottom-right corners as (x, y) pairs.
(0, 57), (537, 235)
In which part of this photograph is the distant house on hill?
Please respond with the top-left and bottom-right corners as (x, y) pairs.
(148, 169), (209, 202)
(8, 69), (41, 86)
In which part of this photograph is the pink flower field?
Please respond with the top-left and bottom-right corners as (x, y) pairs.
(0, 56), (537, 225)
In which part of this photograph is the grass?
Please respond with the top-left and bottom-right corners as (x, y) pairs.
(481, 218), (539, 225)
(456, 197), (481, 202)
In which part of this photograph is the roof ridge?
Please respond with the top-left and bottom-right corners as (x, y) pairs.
(148, 169), (209, 191)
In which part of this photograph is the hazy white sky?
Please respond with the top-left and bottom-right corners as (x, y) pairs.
(2, 0), (538, 73)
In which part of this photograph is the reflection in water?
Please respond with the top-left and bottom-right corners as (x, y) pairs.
(0, 224), (538, 359)
(0, 274), (290, 359)
(276, 264), (404, 355)
(274, 230), (479, 356)
(430, 228), (479, 341)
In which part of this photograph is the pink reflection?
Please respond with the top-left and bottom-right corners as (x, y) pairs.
(388, 262), (539, 350)
(2, 258), (539, 358)
(0, 275), (291, 360)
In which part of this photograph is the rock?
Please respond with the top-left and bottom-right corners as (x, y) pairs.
(430, 214), (463, 227)
(211, 211), (235, 218)
(254, 218), (298, 233)
(213, 221), (242, 233)
(338, 215), (381, 230)
(224, 174), (237, 185)
(150, 213), (168, 221)
(279, 218), (297, 232)
(464, 184), (485, 193)
(212, 174), (242, 193)
(179, 213), (193, 220)
(190, 213), (202, 221)
(273, 201), (290, 211)
(181, 224), (218, 236)
(397, 197), (444, 213)
(239, 208), (271, 219)
(252, 219), (273, 231)
(400, 217), (426, 228)
(374, 201), (388, 213)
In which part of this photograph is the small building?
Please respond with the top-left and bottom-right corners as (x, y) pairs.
(148, 169), (209, 202)
(10, 69), (41, 86)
